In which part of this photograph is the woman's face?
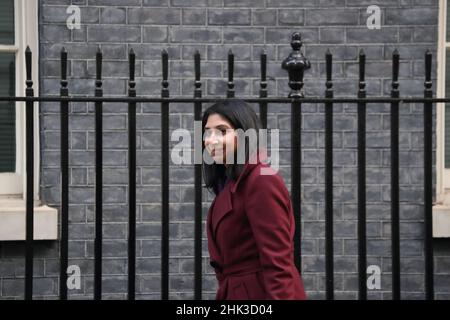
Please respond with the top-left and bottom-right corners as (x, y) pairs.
(204, 113), (237, 165)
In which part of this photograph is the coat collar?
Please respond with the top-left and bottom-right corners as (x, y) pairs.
(229, 147), (269, 194)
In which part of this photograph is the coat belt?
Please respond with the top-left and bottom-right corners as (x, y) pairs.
(211, 259), (263, 282)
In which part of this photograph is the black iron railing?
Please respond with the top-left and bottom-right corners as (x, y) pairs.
(0, 32), (440, 300)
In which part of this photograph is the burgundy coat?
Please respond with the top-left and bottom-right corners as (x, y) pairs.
(206, 151), (307, 300)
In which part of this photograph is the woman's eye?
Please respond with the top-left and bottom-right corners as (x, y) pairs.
(204, 129), (226, 136)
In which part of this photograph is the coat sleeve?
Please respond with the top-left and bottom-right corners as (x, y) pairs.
(244, 172), (298, 299)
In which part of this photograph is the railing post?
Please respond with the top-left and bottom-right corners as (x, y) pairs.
(282, 32), (310, 274)
(357, 49), (367, 301)
(259, 50), (268, 129)
(227, 50), (235, 98)
(59, 47), (69, 300)
(161, 49), (170, 300)
(25, 46), (34, 301)
(94, 48), (103, 300)
(424, 50), (434, 300)
(324, 49), (334, 300)
(390, 49), (401, 300)
(128, 48), (137, 301)
(194, 50), (203, 300)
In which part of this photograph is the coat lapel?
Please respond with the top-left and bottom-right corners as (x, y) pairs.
(211, 182), (233, 239)
(210, 148), (270, 236)
(206, 196), (224, 266)
(230, 147), (268, 194)
(206, 148), (270, 267)
(206, 181), (235, 268)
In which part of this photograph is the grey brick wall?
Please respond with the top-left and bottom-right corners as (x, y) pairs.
(1, 0), (450, 300)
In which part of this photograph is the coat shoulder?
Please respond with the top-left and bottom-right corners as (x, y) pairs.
(245, 163), (288, 193)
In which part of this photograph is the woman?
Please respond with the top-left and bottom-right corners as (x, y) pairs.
(202, 99), (307, 300)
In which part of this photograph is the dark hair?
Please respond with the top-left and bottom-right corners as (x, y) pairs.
(202, 99), (262, 196)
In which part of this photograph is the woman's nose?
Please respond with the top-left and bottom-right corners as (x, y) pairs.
(205, 135), (218, 147)
(204, 130), (220, 145)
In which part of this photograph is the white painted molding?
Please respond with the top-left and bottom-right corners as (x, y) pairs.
(0, 200), (58, 241)
(433, 205), (450, 237)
